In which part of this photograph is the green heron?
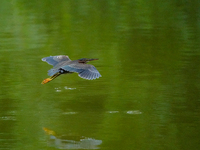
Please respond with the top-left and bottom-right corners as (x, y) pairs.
(41, 55), (101, 84)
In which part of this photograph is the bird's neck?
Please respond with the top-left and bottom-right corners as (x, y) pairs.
(78, 60), (87, 64)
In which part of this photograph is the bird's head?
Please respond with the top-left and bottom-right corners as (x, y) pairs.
(78, 58), (98, 64)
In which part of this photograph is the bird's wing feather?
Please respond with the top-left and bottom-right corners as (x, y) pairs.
(48, 68), (59, 76)
(42, 55), (71, 67)
(61, 64), (101, 80)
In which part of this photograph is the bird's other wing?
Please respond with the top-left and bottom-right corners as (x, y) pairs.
(42, 55), (71, 67)
(78, 65), (102, 80)
(61, 64), (101, 80)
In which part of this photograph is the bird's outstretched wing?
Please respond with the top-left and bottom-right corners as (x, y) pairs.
(48, 68), (60, 76)
(61, 64), (101, 80)
(42, 55), (71, 67)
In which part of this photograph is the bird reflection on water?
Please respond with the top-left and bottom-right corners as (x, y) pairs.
(43, 127), (102, 149)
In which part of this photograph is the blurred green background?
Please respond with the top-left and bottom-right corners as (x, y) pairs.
(0, 0), (200, 150)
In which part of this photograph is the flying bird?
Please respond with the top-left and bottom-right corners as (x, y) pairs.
(41, 55), (101, 84)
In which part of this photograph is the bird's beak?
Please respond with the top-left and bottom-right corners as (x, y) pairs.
(88, 58), (98, 61)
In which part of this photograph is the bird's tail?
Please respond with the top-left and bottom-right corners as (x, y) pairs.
(41, 72), (61, 84)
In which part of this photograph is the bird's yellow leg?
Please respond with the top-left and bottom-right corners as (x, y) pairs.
(41, 72), (61, 84)
(43, 127), (57, 136)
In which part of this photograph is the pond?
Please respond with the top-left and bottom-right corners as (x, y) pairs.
(0, 0), (200, 149)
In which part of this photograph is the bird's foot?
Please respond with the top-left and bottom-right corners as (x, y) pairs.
(41, 78), (52, 84)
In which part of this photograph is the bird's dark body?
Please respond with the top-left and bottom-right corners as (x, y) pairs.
(42, 55), (101, 83)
